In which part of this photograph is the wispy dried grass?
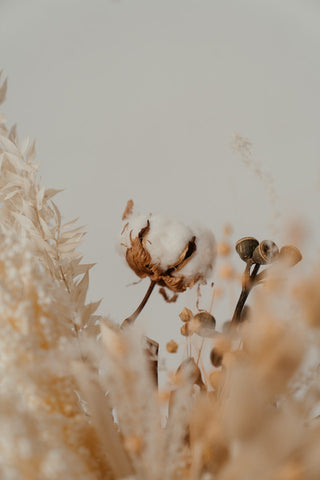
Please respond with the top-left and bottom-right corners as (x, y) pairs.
(231, 133), (280, 235)
(1, 72), (320, 480)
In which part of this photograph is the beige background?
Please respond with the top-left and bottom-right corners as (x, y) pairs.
(1, 0), (320, 370)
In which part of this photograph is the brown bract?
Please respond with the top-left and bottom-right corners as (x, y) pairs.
(122, 199), (134, 220)
(125, 221), (202, 292)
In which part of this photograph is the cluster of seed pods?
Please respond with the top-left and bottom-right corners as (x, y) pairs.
(235, 237), (302, 266)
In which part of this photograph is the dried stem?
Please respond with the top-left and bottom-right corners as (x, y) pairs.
(121, 280), (156, 328)
(232, 263), (260, 324)
(196, 338), (205, 366)
(121, 280), (159, 386)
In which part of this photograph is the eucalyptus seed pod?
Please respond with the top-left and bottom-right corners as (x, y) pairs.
(279, 245), (302, 267)
(235, 237), (259, 262)
(176, 357), (203, 387)
(252, 240), (279, 265)
(210, 348), (223, 367)
(192, 311), (216, 338)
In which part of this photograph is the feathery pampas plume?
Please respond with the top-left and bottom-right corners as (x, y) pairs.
(2, 71), (320, 480)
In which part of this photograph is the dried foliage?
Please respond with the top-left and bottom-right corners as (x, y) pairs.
(0, 72), (110, 479)
(1, 72), (320, 480)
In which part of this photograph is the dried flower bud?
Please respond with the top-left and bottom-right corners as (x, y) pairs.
(119, 209), (216, 293)
(218, 241), (231, 256)
(223, 223), (233, 236)
(166, 339), (178, 353)
(252, 240), (279, 265)
(210, 336), (231, 367)
(279, 245), (302, 267)
(191, 311), (216, 338)
(235, 237), (259, 262)
(210, 348), (223, 367)
(179, 307), (193, 323)
(218, 264), (234, 280)
(181, 323), (191, 337)
(209, 370), (225, 391)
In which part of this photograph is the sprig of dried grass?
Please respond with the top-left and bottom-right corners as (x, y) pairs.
(0, 74), (112, 479)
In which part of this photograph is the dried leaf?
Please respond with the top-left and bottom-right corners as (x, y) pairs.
(159, 287), (178, 303)
(44, 188), (64, 200)
(74, 271), (89, 307)
(61, 217), (80, 229)
(0, 135), (21, 156)
(12, 212), (36, 232)
(26, 140), (36, 164)
(39, 215), (53, 240)
(8, 124), (18, 144)
(50, 200), (61, 229)
(0, 77), (7, 105)
(20, 135), (30, 155)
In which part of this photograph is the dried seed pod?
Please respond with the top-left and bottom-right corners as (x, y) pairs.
(235, 237), (259, 262)
(252, 240), (279, 265)
(279, 245), (302, 267)
(192, 311), (216, 338)
(166, 339), (178, 353)
(179, 307), (193, 323)
(180, 322), (191, 337)
(177, 357), (203, 387)
(210, 348), (223, 367)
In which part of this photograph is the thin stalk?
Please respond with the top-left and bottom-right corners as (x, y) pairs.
(231, 263), (260, 324)
(196, 338), (205, 366)
(121, 280), (156, 328)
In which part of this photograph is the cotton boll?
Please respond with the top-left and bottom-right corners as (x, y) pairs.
(119, 206), (216, 292)
(146, 215), (194, 270)
(177, 226), (216, 281)
(118, 213), (194, 270)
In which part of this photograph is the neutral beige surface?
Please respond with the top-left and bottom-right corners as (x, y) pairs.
(1, 1), (319, 358)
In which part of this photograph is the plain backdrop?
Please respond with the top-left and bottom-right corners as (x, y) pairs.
(1, 0), (320, 374)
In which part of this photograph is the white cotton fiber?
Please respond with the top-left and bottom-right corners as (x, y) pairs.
(119, 210), (216, 284)
(177, 225), (216, 280)
(146, 215), (194, 270)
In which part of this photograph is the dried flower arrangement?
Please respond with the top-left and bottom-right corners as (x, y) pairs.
(1, 71), (320, 480)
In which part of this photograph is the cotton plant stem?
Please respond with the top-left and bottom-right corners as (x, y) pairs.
(231, 263), (260, 324)
(121, 280), (156, 328)
(121, 280), (159, 386)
